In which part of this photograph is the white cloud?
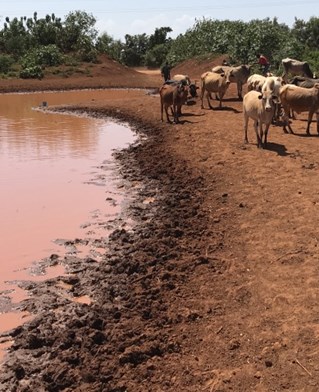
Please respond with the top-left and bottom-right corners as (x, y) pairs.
(95, 12), (200, 41)
(171, 14), (197, 37)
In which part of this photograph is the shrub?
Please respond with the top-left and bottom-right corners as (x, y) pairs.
(20, 45), (63, 69)
(19, 66), (43, 79)
(77, 48), (98, 63)
(0, 55), (14, 73)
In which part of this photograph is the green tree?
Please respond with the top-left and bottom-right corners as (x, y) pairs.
(144, 43), (170, 67)
(0, 16), (30, 59)
(57, 10), (97, 53)
(148, 27), (172, 48)
(95, 32), (124, 62)
(292, 17), (319, 50)
(121, 33), (149, 66)
(26, 12), (62, 47)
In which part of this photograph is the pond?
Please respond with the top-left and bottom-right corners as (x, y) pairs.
(0, 89), (135, 335)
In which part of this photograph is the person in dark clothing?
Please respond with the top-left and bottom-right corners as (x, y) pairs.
(257, 54), (270, 76)
(161, 62), (171, 82)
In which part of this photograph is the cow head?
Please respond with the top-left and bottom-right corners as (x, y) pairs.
(224, 70), (232, 85)
(258, 91), (276, 112)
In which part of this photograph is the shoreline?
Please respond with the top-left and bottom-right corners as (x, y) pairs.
(0, 90), (216, 391)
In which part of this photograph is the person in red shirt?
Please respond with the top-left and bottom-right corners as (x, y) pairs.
(257, 54), (270, 76)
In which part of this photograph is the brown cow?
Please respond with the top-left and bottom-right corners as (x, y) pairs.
(160, 83), (189, 123)
(279, 83), (319, 135)
(200, 71), (231, 109)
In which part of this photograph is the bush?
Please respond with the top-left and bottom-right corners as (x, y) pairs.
(20, 45), (63, 69)
(0, 55), (14, 73)
(19, 66), (43, 79)
(78, 48), (98, 63)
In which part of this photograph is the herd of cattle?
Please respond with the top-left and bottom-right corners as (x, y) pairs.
(159, 57), (319, 148)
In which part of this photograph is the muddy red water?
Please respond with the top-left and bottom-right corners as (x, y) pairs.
(0, 90), (135, 331)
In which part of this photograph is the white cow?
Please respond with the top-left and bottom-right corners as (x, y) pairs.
(247, 74), (267, 92)
(243, 89), (276, 148)
(262, 76), (285, 123)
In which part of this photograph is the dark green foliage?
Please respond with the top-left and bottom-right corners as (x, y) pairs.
(0, 54), (14, 73)
(144, 43), (170, 68)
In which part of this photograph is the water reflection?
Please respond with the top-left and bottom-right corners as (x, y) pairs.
(0, 90), (135, 292)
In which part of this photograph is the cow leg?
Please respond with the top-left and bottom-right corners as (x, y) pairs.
(306, 110), (314, 135)
(254, 120), (262, 148)
(200, 89), (205, 109)
(160, 100), (164, 122)
(282, 108), (294, 134)
(272, 102), (280, 124)
(237, 82), (243, 100)
(206, 91), (213, 109)
(218, 92), (224, 109)
(173, 104), (179, 124)
(284, 120), (294, 134)
(263, 124), (270, 147)
(243, 114), (249, 144)
(165, 105), (172, 123)
(317, 112), (319, 134)
(259, 122), (264, 148)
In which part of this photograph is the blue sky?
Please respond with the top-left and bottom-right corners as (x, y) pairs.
(2, 0), (319, 41)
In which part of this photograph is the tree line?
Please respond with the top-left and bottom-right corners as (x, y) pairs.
(0, 10), (318, 79)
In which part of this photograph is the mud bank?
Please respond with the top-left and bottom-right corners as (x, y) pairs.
(0, 103), (221, 392)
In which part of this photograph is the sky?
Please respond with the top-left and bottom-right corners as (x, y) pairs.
(2, 0), (319, 41)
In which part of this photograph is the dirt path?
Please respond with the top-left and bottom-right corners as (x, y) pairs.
(1, 57), (319, 391)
